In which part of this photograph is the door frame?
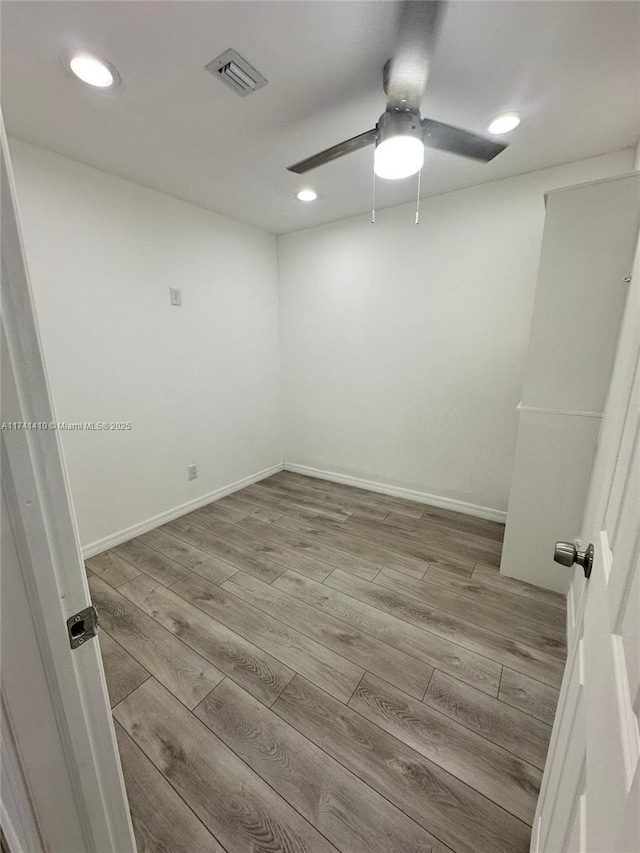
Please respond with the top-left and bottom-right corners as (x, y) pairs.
(1, 117), (136, 852)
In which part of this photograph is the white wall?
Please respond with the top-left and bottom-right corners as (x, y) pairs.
(10, 139), (282, 552)
(277, 149), (634, 517)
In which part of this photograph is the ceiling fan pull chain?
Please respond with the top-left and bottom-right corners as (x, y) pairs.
(415, 167), (422, 225)
(371, 150), (377, 224)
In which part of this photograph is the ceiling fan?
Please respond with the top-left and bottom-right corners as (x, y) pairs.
(287, 0), (508, 180)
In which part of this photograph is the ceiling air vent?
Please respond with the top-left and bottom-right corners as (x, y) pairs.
(205, 49), (267, 97)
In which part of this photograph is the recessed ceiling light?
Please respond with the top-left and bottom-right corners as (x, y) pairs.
(69, 53), (116, 88)
(488, 113), (521, 135)
(297, 189), (318, 202)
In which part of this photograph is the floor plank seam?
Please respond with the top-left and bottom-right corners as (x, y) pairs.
(165, 574), (367, 702)
(160, 523), (288, 582)
(421, 666), (436, 701)
(193, 510), (427, 578)
(266, 671), (296, 709)
(197, 512), (387, 578)
(266, 687), (462, 853)
(109, 671), (153, 715)
(199, 577), (376, 692)
(421, 671), (551, 771)
(194, 680), (349, 853)
(348, 674), (540, 828)
(327, 568), (557, 680)
(344, 670), (367, 707)
(92, 579), (223, 710)
(415, 573), (566, 637)
(368, 570), (567, 669)
(227, 566), (505, 689)
(192, 675), (230, 717)
(132, 534), (238, 577)
(359, 666), (546, 777)
(113, 701), (232, 853)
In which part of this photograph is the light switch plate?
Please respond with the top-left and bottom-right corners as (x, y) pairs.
(170, 287), (182, 306)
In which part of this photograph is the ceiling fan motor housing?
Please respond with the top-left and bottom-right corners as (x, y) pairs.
(376, 109), (423, 147)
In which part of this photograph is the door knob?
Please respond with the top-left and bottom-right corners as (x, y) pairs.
(554, 541), (594, 579)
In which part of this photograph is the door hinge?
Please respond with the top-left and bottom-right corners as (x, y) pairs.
(67, 606), (99, 649)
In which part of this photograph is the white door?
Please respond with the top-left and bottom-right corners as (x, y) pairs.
(533, 236), (640, 852)
(1, 122), (136, 852)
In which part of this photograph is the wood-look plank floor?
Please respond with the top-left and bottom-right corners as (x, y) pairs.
(91, 471), (566, 853)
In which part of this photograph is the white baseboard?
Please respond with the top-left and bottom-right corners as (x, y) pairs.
(283, 463), (507, 523)
(82, 460), (505, 558)
(82, 463), (284, 558)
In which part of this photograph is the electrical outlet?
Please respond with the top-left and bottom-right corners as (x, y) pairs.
(170, 287), (182, 306)
(187, 464), (198, 481)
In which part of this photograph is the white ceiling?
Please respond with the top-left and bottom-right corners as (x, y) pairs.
(2, 1), (639, 234)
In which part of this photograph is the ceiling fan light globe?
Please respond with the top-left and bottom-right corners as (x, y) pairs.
(374, 135), (424, 180)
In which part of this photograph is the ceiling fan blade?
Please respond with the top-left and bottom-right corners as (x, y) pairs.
(385, 0), (444, 111)
(421, 117), (507, 162)
(287, 128), (377, 174)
